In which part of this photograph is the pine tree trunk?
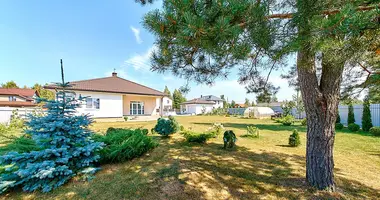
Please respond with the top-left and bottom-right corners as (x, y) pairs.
(297, 46), (344, 191)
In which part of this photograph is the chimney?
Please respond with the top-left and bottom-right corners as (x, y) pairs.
(112, 72), (117, 77)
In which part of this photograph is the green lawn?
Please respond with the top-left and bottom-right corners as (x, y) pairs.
(2, 116), (380, 199)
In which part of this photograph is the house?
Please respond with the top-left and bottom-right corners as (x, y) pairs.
(0, 88), (39, 107)
(45, 72), (168, 119)
(233, 103), (246, 108)
(180, 95), (224, 115)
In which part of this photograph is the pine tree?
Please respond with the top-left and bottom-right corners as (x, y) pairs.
(139, 0), (379, 191)
(362, 96), (373, 132)
(163, 85), (172, 99)
(230, 100), (236, 108)
(244, 98), (250, 107)
(0, 60), (103, 193)
(348, 103), (355, 124)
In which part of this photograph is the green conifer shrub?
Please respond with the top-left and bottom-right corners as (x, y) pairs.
(289, 129), (301, 147)
(93, 128), (157, 163)
(182, 131), (213, 143)
(223, 130), (236, 149)
(154, 116), (179, 136)
(347, 103), (355, 124)
(361, 97), (373, 132)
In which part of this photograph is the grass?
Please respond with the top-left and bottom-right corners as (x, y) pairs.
(1, 116), (380, 199)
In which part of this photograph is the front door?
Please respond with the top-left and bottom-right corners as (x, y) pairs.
(130, 101), (144, 115)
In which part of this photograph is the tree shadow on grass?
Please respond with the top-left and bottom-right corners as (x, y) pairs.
(193, 122), (307, 132)
(5, 135), (380, 200)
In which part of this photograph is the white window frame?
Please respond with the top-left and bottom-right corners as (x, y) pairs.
(9, 96), (17, 101)
(85, 98), (100, 109)
(130, 101), (144, 115)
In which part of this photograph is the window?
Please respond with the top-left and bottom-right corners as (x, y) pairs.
(130, 101), (144, 115)
(167, 100), (170, 104)
(8, 96), (16, 101)
(86, 98), (100, 109)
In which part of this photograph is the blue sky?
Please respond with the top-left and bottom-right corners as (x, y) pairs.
(0, 0), (296, 103)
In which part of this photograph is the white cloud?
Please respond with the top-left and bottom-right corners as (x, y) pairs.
(130, 26), (142, 44)
(122, 46), (156, 71)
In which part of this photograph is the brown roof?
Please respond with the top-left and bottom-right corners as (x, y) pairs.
(45, 74), (166, 96)
(0, 101), (37, 107)
(180, 98), (215, 105)
(0, 88), (38, 101)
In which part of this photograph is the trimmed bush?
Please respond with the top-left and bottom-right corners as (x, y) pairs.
(151, 128), (156, 134)
(289, 129), (301, 147)
(94, 128), (158, 163)
(182, 131), (213, 143)
(362, 97), (373, 132)
(301, 118), (307, 126)
(281, 115), (295, 126)
(241, 126), (259, 138)
(154, 116), (179, 137)
(369, 127), (380, 136)
(223, 130), (236, 149)
(207, 123), (224, 138)
(335, 123), (344, 130)
(348, 123), (360, 132)
(347, 103), (355, 124)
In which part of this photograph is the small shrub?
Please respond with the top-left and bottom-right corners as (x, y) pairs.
(281, 115), (295, 126)
(0, 134), (40, 155)
(301, 118), (307, 126)
(241, 126), (259, 138)
(182, 131), (213, 143)
(141, 129), (149, 135)
(154, 116), (179, 137)
(225, 113), (230, 117)
(124, 116), (128, 121)
(179, 125), (185, 131)
(207, 123), (224, 138)
(289, 129), (301, 147)
(348, 123), (360, 132)
(94, 128), (158, 163)
(9, 110), (25, 129)
(335, 123), (344, 130)
(223, 130), (236, 149)
(369, 127), (380, 136)
(151, 128), (156, 134)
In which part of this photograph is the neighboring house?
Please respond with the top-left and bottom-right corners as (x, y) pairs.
(234, 103), (246, 108)
(45, 72), (168, 118)
(180, 95), (224, 115)
(163, 96), (173, 111)
(199, 95), (224, 109)
(0, 88), (39, 107)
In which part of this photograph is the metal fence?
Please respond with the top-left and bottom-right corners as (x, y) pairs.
(338, 104), (380, 127)
(228, 104), (380, 127)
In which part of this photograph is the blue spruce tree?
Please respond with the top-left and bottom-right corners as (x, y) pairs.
(0, 60), (103, 193)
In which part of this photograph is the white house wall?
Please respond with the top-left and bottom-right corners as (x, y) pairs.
(185, 104), (214, 115)
(74, 91), (123, 118)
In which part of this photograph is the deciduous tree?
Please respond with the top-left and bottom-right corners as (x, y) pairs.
(1, 81), (19, 88)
